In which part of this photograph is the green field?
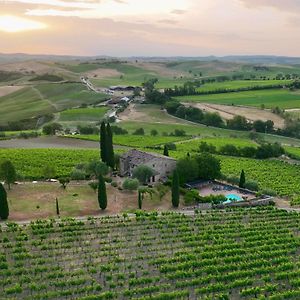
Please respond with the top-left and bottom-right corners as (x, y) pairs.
(35, 83), (108, 111)
(3, 208), (300, 299)
(198, 80), (291, 92)
(175, 89), (300, 109)
(175, 137), (258, 155)
(284, 146), (300, 159)
(69, 134), (189, 147)
(59, 107), (109, 122)
(0, 87), (54, 125)
(117, 120), (300, 147)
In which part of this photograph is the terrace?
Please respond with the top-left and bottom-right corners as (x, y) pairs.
(186, 180), (259, 206)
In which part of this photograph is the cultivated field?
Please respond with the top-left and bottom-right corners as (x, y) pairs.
(176, 89), (300, 109)
(59, 107), (109, 122)
(0, 87), (54, 125)
(2, 208), (300, 299)
(197, 79), (292, 92)
(185, 103), (285, 128)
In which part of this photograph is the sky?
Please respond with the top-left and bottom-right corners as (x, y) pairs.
(0, 0), (300, 56)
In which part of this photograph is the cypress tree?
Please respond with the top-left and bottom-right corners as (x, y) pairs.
(0, 183), (9, 220)
(163, 145), (169, 157)
(100, 122), (107, 163)
(98, 174), (107, 210)
(171, 170), (180, 208)
(138, 191), (143, 209)
(239, 169), (246, 188)
(106, 123), (115, 169)
(56, 198), (60, 216)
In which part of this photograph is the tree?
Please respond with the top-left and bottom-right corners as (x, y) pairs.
(58, 177), (70, 189)
(42, 123), (62, 135)
(86, 160), (109, 178)
(171, 170), (180, 208)
(132, 165), (155, 184)
(163, 145), (169, 156)
(138, 190), (143, 209)
(0, 160), (16, 190)
(0, 183), (9, 220)
(89, 181), (98, 193)
(239, 170), (246, 188)
(43, 165), (56, 180)
(55, 198), (60, 216)
(132, 128), (145, 135)
(122, 178), (139, 191)
(98, 174), (107, 210)
(195, 153), (221, 180)
(100, 122), (107, 163)
(176, 158), (199, 184)
(150, 129), (158, 136)
(106, 123), (115, 169)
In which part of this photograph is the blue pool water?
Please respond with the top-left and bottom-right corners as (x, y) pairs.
(224, 193), (242, 204)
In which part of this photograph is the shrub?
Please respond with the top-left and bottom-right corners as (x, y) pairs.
(165, 142), (176, 150)
(58, 177), (70, 189)
(89, 181), (98, 193)
(132, 128), (145, 135)
(245, 180), (259, 191)
(260, 189), (277, 196)
(122, 178), (139, 191)
(111, 181), (118, 188)
(111, 126), (128, 135)
(70, 169), (86, 180)
(184, 189), (201, 205)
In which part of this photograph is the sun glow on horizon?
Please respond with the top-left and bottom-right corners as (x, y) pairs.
(0, 15), (47, 33)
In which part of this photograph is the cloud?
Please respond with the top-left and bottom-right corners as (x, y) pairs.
(1, 0), (100, 9)
(158, 19), (178, 25)
(240, 0), (300, 13)
(171, 9), (186, 15)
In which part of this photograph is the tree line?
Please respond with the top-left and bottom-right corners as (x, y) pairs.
(164, 83), (292, 97)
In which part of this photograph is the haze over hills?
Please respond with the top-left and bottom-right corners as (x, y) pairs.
(2, 53), (300, 65)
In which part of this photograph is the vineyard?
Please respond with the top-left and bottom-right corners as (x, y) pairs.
(0, 149), (99, 179)
(2, 208), (300, 299)
(218, 156), (300, 197)
(1, 148), (299, 198)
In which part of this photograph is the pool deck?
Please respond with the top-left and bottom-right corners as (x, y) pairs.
(198, 184), (256, 201)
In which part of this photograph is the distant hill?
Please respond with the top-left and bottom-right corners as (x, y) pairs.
(2, 53), (300, 65)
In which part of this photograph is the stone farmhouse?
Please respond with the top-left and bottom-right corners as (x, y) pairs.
(119, 149), (176, 183)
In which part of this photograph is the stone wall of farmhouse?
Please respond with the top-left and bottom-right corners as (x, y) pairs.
(144, 157), (176, 180)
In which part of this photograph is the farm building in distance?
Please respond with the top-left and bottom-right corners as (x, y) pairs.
(109, 85), (136, 91)
(120, 149), (176, 183)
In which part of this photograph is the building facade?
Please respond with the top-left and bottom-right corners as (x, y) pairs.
(120, 149), (176, 183)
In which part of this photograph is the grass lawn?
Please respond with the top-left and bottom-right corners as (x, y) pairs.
(175, 89), (300, 109)
(0, 87), (54, 125)
(6, 181), (172, 221)
(59, 107), (109, 122)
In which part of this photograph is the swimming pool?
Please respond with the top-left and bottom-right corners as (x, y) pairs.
(224, 193), (242, 204)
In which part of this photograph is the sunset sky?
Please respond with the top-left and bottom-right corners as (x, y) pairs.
(1, 0), (300, 56)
